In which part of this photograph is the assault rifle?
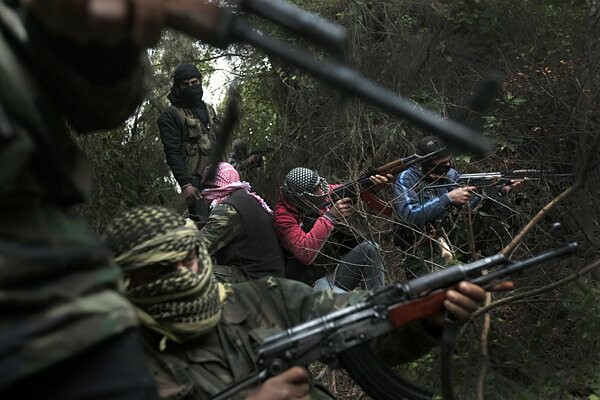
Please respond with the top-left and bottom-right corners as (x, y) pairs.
(210, 242), (577, 400)
(162, 0), (492, 156)
(427, 169), (574, 190)
(324, 147), (447, 215)
(238, 147), (273, 170)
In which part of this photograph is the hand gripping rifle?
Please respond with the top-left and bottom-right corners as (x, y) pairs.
(161, 0), (492, 157)
(325, 147), (448, 216)
(426, 170), (574, 190)
(210, 242), (578, 400)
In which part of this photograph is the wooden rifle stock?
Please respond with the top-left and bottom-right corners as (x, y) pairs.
(328, 148), (447, 216)
(388, 290), (447, 328)
(389, 242), (579, 329)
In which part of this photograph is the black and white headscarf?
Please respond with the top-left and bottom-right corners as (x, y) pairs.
(281, 167), (329, 215)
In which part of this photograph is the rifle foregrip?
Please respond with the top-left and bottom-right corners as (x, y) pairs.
(387, 290), (447, 328)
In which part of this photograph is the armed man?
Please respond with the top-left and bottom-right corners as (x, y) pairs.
(157, 63), (223, 225)
(393, 135), (525, 278)
(0, 0), (166, 398)
(274, 167), (389, 292)
(104, 205), (496, 400)
(227, 138), (266, 182)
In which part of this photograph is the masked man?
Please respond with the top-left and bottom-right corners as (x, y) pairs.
(157, 63), (222, 224)
(274, 167), (388, 292)
(227, 138), (264, 181)
(199, 162), (285, 283)
(104, 205), (492, 399)
(393, 135), (524, 278)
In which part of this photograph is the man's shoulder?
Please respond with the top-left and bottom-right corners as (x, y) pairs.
(157, 106), (182, 122)
(447, 168), (461, 180)
(209, 203), (239, 219)
(273, 197), (298, 222)
(397, 167), (421, 184)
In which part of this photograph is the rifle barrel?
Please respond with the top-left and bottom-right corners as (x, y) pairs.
(406, 253), (507, 296)
(471, 242), (578, 287)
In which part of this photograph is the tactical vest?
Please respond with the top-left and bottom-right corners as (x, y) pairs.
(173, 105), (219, 177)
(216, 189), (285, 280)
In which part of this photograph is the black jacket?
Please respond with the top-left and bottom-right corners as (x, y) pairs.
(157, 106), (194, 188)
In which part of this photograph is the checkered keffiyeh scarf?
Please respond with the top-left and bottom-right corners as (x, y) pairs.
(281, 167), (329, 215)
(202, 162), (272, 213)
(104, 206), (229, 346)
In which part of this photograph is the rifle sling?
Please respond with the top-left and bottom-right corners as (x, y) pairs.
(440, 313), (459, 400)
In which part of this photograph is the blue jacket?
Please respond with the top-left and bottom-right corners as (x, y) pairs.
(393, 166), (480, 244)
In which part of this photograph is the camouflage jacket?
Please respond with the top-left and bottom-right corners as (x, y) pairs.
(200, 191), (285, 283)
(0, 3), (147, 388)
(200, 203), (242, 256)
(141, 277), (439, 399)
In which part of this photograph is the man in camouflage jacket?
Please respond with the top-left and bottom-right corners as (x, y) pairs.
(104, 205), (490, 400)
(0, 1), (164, 398)
(199, 162), (285, 283)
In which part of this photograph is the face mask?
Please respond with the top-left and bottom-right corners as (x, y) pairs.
(431, 164), (451, 175)
(423, 162), (451, 179)
(178, 84), (204, 107)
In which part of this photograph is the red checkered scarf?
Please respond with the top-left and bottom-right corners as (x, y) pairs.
(202, 162), (272, 214)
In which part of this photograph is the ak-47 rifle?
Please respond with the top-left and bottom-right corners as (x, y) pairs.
(325, 147), (447, 216)
(427, 169), (574, 190)
(161, 0), (492, 157)
(209, 242), (578, 400)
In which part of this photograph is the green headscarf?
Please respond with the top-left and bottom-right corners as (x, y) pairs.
(104, 206), (229, 348)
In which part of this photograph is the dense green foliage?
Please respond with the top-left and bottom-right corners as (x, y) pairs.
(76, 0), (599, 398)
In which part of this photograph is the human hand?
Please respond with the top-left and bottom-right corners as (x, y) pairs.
(502, 179), (527, 195)
(182, 185), (202, 202)
(245, 154), (261, 167)
(246, 366), (310, 400)
(447, 186), (476, 206)
(329, 197), (353, 220)
(369, 174), (394, 185)
(21, 0), (164, 48)
(426, 281), (514, 326)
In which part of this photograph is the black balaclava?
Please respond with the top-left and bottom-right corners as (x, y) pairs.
(417, 135), (452, 177)
(168, 64), (208, 125)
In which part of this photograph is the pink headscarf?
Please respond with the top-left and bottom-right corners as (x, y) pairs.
(201, 162), (272, 214)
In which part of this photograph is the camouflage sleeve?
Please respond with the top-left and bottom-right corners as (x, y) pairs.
(199, 204), (242, 256)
